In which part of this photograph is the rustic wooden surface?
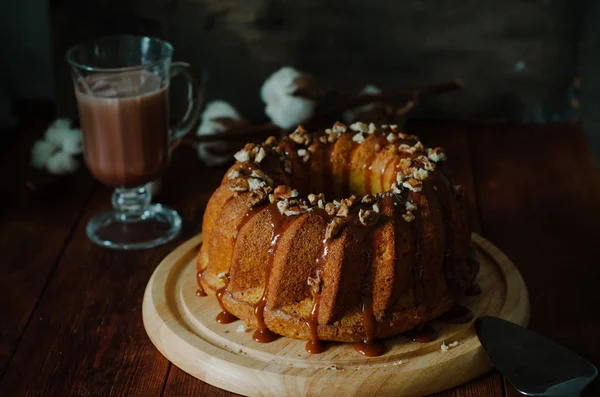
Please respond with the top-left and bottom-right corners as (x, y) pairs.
(0, 117), (599, 396)
(142, 233), (529, 397)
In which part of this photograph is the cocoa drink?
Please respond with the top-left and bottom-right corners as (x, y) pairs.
(76, 70), (169, 187)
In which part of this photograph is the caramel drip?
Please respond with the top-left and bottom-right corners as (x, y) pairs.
(438, 305), (474, 324)
(404, 324), (438, 343)
(342, 143), (358, 197)
(354, 226), (386, 357)
(305, 210), (330, 354)
(252, 205), (291, 343)
(216, 285), (238, 324)
(381, 157), (398, 191)
(196, 271), (207, 296)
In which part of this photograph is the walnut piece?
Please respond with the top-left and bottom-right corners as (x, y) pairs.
(359, 208), (379, 226)
(325, 217), (345, 239)
(325, 203), (337, 216)
(274, 185), (295, 199)
(229, 178), (250, 192)
(428, 147), (447, 162)
(402, 211), (415, 223)
(336, 204), (350, 217)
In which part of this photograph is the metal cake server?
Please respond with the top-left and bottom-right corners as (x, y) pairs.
(476, 316), (598, 397)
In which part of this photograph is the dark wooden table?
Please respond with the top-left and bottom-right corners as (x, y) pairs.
(1, 115), (599, 397)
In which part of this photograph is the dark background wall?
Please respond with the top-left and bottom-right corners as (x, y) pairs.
(3, 0), (599, 165)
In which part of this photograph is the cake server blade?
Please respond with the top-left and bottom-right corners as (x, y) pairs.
(475, 316), (597, 397)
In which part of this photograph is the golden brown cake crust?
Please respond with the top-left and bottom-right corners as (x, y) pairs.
(197, 122), (478, 344)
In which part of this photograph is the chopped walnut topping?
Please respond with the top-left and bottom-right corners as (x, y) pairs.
(405, 200), (417, 211)
(250, 169), (266, 180)
(391, 182), (402, 194)
(416, 155), (436, 172)
(387, 133), (398, 143)
(255, 147), (267, 163)
(402, 211), (415, 222)
(359, 208), (379, 226)
(390, 124), (398, 131)
(325, 127), (342, 143)
(397, 132), (417, 140)
(297, 148), (310, 163)
(441, 341), (459, 352)
(217, 272), (228, 280)
(307, 274), (322, 295)
(248, 186), (271, 207)
(325, 217), (345, 239)
(227, 169), (241, 180)
(308, 193), (325, 205)
(264, 136), (277, 146)
(381, 124), (389, 129)
(398, 157), (413, 171)
(234, 148), (251, 162)
(230, 178), (250, 192)
(332, 200), (342, 207)
(372, 203), (380, 213)
(413, 141), (425, 152)
(428, 147), (447, 162)
(412, 168), (429, 181)
(274, 185), (295, 199)
(319, 136), (328, 144)
(350, 121), (368, 133)
(341, 195), (357, 208)
(290, 125), (311, 145)
(368, 123), (377, 134)
(336, 204), (350, 217)
(276, 199), (289, 214)
(332, 122), (347, 134)
(396, 171), (406, 184)
(268, 193), (276, 203)
(361, 194), (376, 204)
(352, 133), (365, 143)
(284, 209), (302, 216)
(402, 178), (423, 192)
(325, 203), (338, 216)
(317, 199), (325, 209)
(247, 178), (267, 191)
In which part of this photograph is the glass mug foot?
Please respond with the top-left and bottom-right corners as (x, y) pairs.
(86, 203), (182, 250)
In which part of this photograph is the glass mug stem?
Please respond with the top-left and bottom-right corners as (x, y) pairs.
(112, 186), (152, 222)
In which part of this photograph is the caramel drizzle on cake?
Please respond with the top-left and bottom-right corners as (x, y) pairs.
(195, 121), (477, 357)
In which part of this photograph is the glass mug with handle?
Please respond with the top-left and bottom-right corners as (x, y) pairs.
(67, 35), (200, 250)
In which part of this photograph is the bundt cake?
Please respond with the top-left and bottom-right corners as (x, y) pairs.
(196, 121), (479, 356)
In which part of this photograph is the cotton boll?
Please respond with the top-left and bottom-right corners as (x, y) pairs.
(265, 94), (315, 129)
(197, 100), (242, 136)
(46, 151), (79, 175)
(260, 67), (303, 104)
(31, 140), (58, 169)
(45, 119), (83, 155)
(196, 100), (244, 167)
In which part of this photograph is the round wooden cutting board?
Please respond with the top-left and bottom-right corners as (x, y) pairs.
(142, 233), (529, 397)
